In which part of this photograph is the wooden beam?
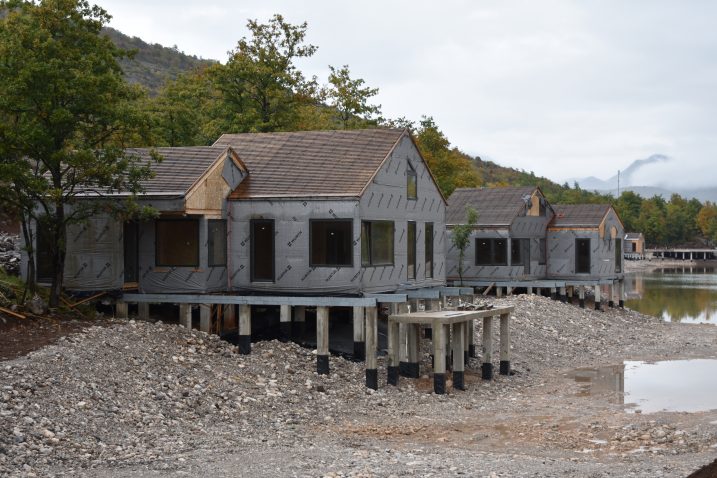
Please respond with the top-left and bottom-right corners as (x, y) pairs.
(0, 306), (25, 320)
(122, 293), (376, 307)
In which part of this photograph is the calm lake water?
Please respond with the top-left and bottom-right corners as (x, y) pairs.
(624, 267), (717, 324)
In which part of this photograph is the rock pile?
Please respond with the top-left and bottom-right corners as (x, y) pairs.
(0, 234), (20, 276)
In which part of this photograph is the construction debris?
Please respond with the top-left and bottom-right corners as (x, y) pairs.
(0, 234), (20, 276)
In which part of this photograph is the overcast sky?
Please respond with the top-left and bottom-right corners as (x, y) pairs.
(96, 0), (717, 187)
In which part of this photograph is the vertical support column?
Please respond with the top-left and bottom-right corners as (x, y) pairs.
(293, 306), (306, 341)
(527, 287), (533, 295)
(608, 284), (615, 308)
(482, 316), (494, 380)
(550, 287), (557, 300)
(618, 280), (625, 308)
(397, 303), (410, 377)
(452, 321), (465, 390)
(496, 286), (503, 298)
(365, 306), (378, 390)
(223, 304), (236, 331)
(316, 306), (330, 375)
(352, 306), (365, 360)
(567, 286), (574, 304)
(468, 319), (477, 358)
(116, 301), (128, 319)
(279, 304), (291, 342)
(559, 287), (567, 303)
(579, 286), (586, 308)
(387, 317), (400, 386)
(499, 313), (511, 375)
(138, 302), (150, 320)
(238, 304), (251, 355)
(179, 303), (192, 329)
(432, 319), (446, 394)
(444, 324), (452, 370)
(594, 285), (602, 311)
(200, 304), (212, 333)
(405, 324), (420, 378)
(536, 288), (542, 297)
(424, 299), (440, 338)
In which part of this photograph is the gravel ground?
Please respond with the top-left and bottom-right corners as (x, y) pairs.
(1, 295), (717, 477)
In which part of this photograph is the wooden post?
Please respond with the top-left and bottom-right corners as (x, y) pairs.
(499, 313), (511, 375)
(559, 286), (567, 302)
(116, 301), (128, 319)
(316, 306), (330, 375)
(579, 286), (586, 308)
(482, 316), (494, 380)
(365, 306), (378, 390)
(179, 304), (192, 329)
(293, 306), (306, 340)
(200, 304), (211, 333)
(387, 317), (400, 386)
(223, 304), (236, 331)
(452, 322), (465, 390)
(594, 285), (602, 311)
(567, 286), (574, 303)
(138, 302), (150, 320)
(279, 304), (291, 341)
(238, 304), (251, 354)
(618, 280), (625, 308)
(432, 319), (446, 394)
(352, 306), (365, 360)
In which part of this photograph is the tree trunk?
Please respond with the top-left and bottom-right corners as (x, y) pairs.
(20, 214), (36, 302)
(49, 204), (66, 308)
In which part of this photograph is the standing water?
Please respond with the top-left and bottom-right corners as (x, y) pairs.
(624, 267), (717, 323)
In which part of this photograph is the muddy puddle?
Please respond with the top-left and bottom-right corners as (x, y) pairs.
(568, 359), (717, 414)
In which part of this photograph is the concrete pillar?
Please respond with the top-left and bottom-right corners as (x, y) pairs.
(116, 301), (128, 319)
(482, 316), (494, 380)
(387, 318), (400, 387)
(468, 319), (477, 358)
(138, 303), (150, 320)
(579, 286), (586, 308)
(200, 304), (212, 333)
(608, 284), (615, 308)
(424, 299), (440, 339)
(567, 286), (574, 303)
(398, 303), (410, 377)
(496, 286), (503, 298)
(279, 305), (291, 342)
(238, 304), (251, 354)
(365, 306), (378, 390)
(527, 287), (533, 295)
(405, 324), (420, 378)
(316, 306), (330, 375)
(536, 288), (542, 297)
(618, 280), (625, 308)
(293, 306), (306, 340)
(559, 287), (567, 303)
(179, 304), (192, 329)
(550, 287), (557, 300)
(499, 313), (511, 375)
(452, 322), (465, 390)
(594, 285), (602, 311)
(444, 324), (452, 370)
(432, 319), (446, 394)
(352, 306), (365, 360)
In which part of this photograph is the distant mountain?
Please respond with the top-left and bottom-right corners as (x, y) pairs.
(103, 27), (215, 95)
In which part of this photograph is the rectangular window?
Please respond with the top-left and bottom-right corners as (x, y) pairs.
(575, 238), (591, 274)
(425, 222), (434, 278)
(207, 219), (227, 267)
(475, 238), (507, 266)
(539, 238), (546, 265)
(310, 220), (353, 267)
(407, 221), (416, 279)
(407, 162), (417, 199)
(615, 238), (622, 273)
(156, 219), (199, 267)
(361, 221), (394, 266)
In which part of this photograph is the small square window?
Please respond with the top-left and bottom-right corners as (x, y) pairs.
(156, 219), (199, 267)
(310, 220), (353, 267)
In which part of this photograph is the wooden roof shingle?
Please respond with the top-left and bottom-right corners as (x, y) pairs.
(446, 186), (538, 226)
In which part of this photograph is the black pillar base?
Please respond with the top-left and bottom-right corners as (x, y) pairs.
(238, 335), (251, 355)
(353, 341), (365, 361)
(464, 351), (469, 365)
(499, 360), (511, 375)
(595, 302), (601, 311)
(619, 300), (624, 308)
(560, 295), (567, 303)
(579, 299), (585, 309)
(481, 362), (493, 380)
(293, 322), (306, 341)
(365, 368), (378, 390)
(550, 292), (557, 300)
(469, 344), (477, 358)
(399, 361), (411, 377)
(317, 354), (329, 375)
(279, 322), (292, 342)
(453, 371), (465, 390)
(434, 373), (446, 394)
(608, 300), (614, 308)
(424, 327), (432, 339)
(446, 354), (452, 370)
(406, 362), (420, 378)
(387, 366), (399, 386)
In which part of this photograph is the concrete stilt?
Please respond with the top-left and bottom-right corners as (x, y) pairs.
(398, 303), (411, 377)
(138, 303), (150, 320)
(424, 299), (440, 338)
(279, 304), (291, 342)
(293, 306), (306, 340)
(452, 322), (466, 390)
(594, 285), (602, 311)
(567, 286), (574, 304)
(608, 284), (615, 308)
(405, 324), (420, 378)
(352, 306), (365, 360)
(365, 306), (378, 390)
(468, 319), (477, 358)
(550, 287), (557, 300)
(179, 304), (192, 329)
(238, 304), (251, 354)
(116, 301), (128, 319)
(316, 306), (330, 375)
(579, 286), (586, 308)
(432, 319), (446, 394)
(200, 304), (212, 333)
(527, 287), (533, 295)
(444, 324), (452, 370)
(499, 313), (511, 375)
(536, 287), (542, 297)
(496, 287), (503, 298)
(482, 316), (494, 380)
(387, 318), (400, 386)
(559, 287), (567, 303)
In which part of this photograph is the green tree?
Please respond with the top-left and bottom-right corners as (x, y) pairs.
(451, 207), (478, 286)
(0, 0), (156, 306)
(697, 202), (717, 243)
(325, 65), (381, 128)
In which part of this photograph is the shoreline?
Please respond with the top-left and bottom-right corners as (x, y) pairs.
(624, 258), (717, 272)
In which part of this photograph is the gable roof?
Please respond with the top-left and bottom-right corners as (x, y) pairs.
(625, 232), (644, 240)
(126, 146), (228, 195)
(550, 204), (612, 228)
(446, 186), (540, 226)
(213, 128), (407, 199)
